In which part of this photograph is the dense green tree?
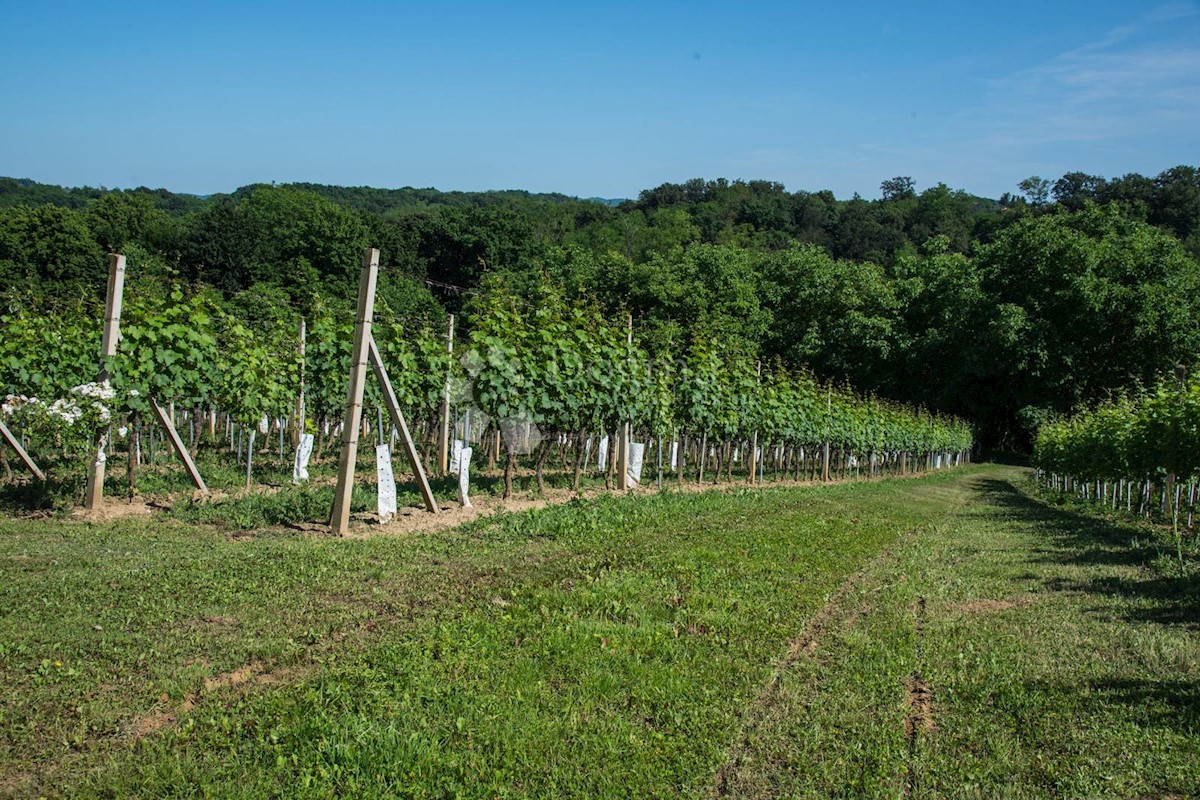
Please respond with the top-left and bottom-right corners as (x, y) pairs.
(1018, 176), (1051, 208)
(1149, 165), (1200, 246)
(1051, 172), (1106, 211)
(880, 176), (916, 201)
(906, 183), (977, 253)
(86, 191), (175, 253)
(889, 237), (996, 427)
(628, 244), (771, 354)
(761, 244), (897, 387)
(978, 204), (1200, 437)
(832, 195), (907, 263)
(403, 205), (544, 314)
(180, 186), (369, 297)
(0, 204), (106, 300)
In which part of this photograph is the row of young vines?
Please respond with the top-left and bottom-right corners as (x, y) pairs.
(464, 281), (973, 495)
(1032, 367), (1200, 573)
(1, 277), (973, 504)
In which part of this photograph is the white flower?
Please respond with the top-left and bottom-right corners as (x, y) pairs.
(128, 389), (140, 398)
(71, 380), (116, 402)
(118, 426), (128, 438)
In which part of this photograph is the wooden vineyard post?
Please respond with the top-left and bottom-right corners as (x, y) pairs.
(368, 337), (439, 514)
(149, 397), (208, 494)
(820, 388), (832, 483)
(330, 248), (379, 536)
(0, 418), (45, 481)
(437, 314), (454, 476)
(294, 317), (306, 447)
(748, 360), (761, 484)
(748, 432), (758, 484)
(617, 314), (632, 491)
(84, 254), (126, 511)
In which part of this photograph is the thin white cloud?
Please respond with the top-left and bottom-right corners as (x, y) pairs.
(970, 3), (1200, 149)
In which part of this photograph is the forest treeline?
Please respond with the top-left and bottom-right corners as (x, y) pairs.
(2, 166), (1199, 446)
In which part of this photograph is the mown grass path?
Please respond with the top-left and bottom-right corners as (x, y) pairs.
(718, 467), (1200, 799)
(1, 466), (1197, 797)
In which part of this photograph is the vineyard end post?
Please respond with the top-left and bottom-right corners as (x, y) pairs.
(330, 247), (379, 535)
(84, 253), (126, 511)
(437, 314), (454, 476)
(617, 314), (632, 491)
(294, 317), (306, 447)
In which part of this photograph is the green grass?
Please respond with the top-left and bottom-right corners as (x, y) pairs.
(717, 468), (1200, 799)
(1, 465), (1197, 798)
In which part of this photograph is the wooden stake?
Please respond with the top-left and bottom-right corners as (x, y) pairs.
(99, 255), (125, 362)
(84, 254), (126, 511)
(617, 314), (632, 491)
(437, 314), (454, 475)
(149, 397), (207, 493)
(0, 418), (45, 481)
(368, 337), (439, 514)
(330, 248), (379, 535)
(294, 317), (306, 447)
(749, 361), (761, 484)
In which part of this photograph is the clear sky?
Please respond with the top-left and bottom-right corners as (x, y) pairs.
(1, 1), (1197, 200)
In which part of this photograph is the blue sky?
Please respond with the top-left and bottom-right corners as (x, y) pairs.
(1, 1), (1197, 199)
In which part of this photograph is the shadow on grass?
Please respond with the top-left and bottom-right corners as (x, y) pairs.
(1023, 675), (1200, 726)
(971, 476), (1200, 630)
(0, 478), (75, 513)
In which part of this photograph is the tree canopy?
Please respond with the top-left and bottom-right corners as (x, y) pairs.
(4, 165), (1200, 446)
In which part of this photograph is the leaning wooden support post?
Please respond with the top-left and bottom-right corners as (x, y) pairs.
(368, 337), (439, 514)
(84, 254), (126, 510)
(0, 418), (45, 481)
(437, 314), (455, 475)
(330, 248), (379, 536)
(149, 397), (208, 494)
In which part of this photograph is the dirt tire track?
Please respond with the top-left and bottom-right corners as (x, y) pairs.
(712, 530), (917, 797)
(904, 595), (931, 798)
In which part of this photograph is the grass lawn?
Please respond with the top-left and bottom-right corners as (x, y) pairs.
(1, 465), (1197, 798)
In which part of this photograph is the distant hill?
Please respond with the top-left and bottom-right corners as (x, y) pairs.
(256, 182), (608, 214)
(0, 177), (621, 216)
(0, 177), (209, 214)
